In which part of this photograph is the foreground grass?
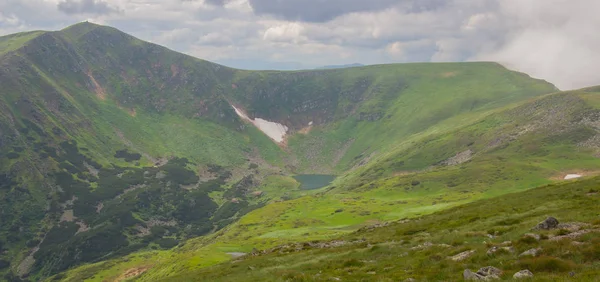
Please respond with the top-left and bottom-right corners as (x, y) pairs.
(166, 176), (600, 281)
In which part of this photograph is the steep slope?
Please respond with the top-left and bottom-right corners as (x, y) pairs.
(0, 23), (283, 280)
(53, 87), (600, 281)
(0, 22), (561, 281)
(229, 63), (557, 173)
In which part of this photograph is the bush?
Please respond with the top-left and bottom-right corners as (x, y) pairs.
(0, 259), (10, 269)
(519, 256), (576, 272)
(114, 149), (141, 162)
(342, 258), (364, 268)
(6, 152), (19, 159)
(156, 238), (179, 249)
(518, 235), (538, 245)
(582, 241), (600, 262)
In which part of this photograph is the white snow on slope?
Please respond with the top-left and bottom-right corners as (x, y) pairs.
(232, 105), (288, 143)
(564, 174), (582, 180)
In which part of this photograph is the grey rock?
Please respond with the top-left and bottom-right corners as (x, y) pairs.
(534, 217), (559, 230)
(477, 266), (503, 277)
(519, 248), (541, 257)
(464, 269), (483, 280)
(404, 279), (416, 282)
(451, 250), (476, 261)
(486, 246), (515, 255)
(513, 269), (534, 279)
(463, 268), (501, 281)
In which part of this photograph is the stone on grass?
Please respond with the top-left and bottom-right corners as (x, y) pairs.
(513, 270), (533, 279)
(463, 268), (501, 281)
(451, 250), (475, 261)
(519, 248), (541, 257)
(534, 217), (559, 230)
(486, 246), (514, 255)
(477, 266), (502, 277)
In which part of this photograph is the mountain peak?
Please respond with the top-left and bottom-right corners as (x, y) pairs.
(60, 21), (120, 40)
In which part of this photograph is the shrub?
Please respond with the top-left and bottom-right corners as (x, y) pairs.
(518, 235), (538, 245)
(582, 242), (600, 262)
(156, 238), (179, 249)
(6, 152), (19, 159)
(495, 218), (521, 226)
(342, 258), (364, 268)
(519, 256), (576, 272)
(114, 149), (142, 162)
(0, 259), (10, 269)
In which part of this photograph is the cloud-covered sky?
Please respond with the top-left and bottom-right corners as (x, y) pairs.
(0, 0), (598, 90)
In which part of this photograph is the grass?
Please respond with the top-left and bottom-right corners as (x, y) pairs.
(0, 31), (46, 55)
(161, 175), (600, 281)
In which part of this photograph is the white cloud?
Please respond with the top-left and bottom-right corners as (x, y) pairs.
(474, 0), (600, 89)
(263, 22), (305, 43)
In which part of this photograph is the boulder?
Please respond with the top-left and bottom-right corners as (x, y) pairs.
(477, 266), (503, 277)
(463, 268), (500, 281)
(464, 269), (483, 280)
(519, 248), (541, 257)
(513, 270), (533, 279)
(486, 246), (514, 255)
(451, 250), (475, 261)
(534, 217), (559, 230)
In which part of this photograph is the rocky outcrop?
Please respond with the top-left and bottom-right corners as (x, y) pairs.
(463, 266), (502, 280)
(444, 149), (473, 166)
(533, 217), (559, 230)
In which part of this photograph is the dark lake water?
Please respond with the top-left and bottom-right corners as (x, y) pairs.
(293, 174), (336, 190)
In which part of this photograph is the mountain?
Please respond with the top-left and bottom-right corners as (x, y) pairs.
(2, 22), (594, 281)
(316, 63), (365, 69)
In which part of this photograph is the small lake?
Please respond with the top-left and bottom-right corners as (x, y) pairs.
(293, 174), (336, 190)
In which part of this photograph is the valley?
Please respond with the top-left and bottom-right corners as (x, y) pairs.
(0, 22), (598, 282)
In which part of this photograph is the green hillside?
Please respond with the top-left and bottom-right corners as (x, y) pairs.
(166, 173), (600, 281)
(53, 87), (600, 281)
(2, 22), (596, 282)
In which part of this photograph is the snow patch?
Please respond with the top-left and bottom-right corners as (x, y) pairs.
(564, 174), (582, 180)
(232, 105), (288, 143)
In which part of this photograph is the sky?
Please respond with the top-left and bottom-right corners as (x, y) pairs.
(0, 0), (599, 90)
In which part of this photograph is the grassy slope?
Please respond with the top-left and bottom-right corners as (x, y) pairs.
(0, 31), (46, 55)
(54, 88), (600, 281)
(171, 175), (600, 282)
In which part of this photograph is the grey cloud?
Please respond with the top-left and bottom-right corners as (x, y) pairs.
(247, 0), (445, 22)
(204, 0), (228, 6)
(57, 0), (120, 15)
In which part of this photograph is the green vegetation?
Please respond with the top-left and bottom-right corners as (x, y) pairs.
(160, 176), (600, 281)
(1, 22), (598, 282)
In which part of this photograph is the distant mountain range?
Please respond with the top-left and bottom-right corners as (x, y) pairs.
(316, 63), (365, 69)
